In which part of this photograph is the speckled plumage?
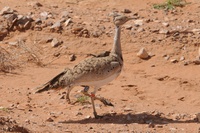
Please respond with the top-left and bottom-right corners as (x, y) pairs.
(35, 14), (132, 118)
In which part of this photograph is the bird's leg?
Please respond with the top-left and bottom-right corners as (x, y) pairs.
(81, 86), (114, 106)
(90, 92), (103, 119)
(66, 86), (73, 104)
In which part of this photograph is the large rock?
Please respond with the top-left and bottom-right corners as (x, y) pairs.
(137, 48), (149, 59)
(0, 7), (14, 15)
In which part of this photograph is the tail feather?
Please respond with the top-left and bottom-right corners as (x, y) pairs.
(35, 69), (69, 93)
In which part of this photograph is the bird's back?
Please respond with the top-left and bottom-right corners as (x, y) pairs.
(66, 53), (123, 87)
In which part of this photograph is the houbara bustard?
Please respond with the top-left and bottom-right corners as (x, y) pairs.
(35, 14), (133, 118)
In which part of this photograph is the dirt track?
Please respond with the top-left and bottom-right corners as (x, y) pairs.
(0, 0), (200, 132)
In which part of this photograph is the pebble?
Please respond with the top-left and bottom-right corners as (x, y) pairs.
(137, 48), (149, 59)
(40, 11), (49, 20)
(162, 22), (169, 27)
(27, 1), (43, 7)
(69, 54), (76, 61)
(46, 117), (54, 122)
(170, 59), (178, 63)
(124, 24), (132, 30)
(51, 38), (61, 47)
(0, 6), (14, 15)
(64, 18), (72, 27)
(198, 112), (200, 121)
(180, 56), (185, 61)
(60, 11), (69, 18)
(134, 19), (143, 26)
(124, 107), (133, 112)
(123, 9), (132, 13)
(51, 21), (61, 29)
(159, 29), (169, 34)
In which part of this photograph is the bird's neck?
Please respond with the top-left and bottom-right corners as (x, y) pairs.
(111, 26), (122, 57)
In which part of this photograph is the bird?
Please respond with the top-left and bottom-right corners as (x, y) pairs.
(35, 14), (133, 118)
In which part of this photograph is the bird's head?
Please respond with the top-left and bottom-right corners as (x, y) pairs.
(113, 14), (133, 27)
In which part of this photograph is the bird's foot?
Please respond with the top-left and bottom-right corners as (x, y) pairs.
(100, 98), (114, 106)
(93, 112), (103, 119)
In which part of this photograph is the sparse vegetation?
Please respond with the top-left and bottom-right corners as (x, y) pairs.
(76, 95), (90, 105)
(153, 0), (189, 10)
(0, 106), (9, 112)
(0, 47), (16, 73)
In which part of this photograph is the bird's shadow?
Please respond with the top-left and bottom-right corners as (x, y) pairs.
(59, 112), (198, 125)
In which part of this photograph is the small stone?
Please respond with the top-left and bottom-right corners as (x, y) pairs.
(137, 27), (144, 32)
(51, 38), (61, 47)
(64, 18), (72, 27)
(8, 41), (18, 46)
(124, 24), (132, 30)
(40, 11), (49, 20)
(0, 6), (14, 15)
(85, 115), (91, 119)
(159, 29), (169, 34)
(53, 52), (60, 57)
(76, 112), (83, 116)
(192, 29), (200, 33)
(123, 9), (132, 13)
(124, 107), (133, 112)
(46, 117), (54, 122)
(197, 113), (200, 122)
(162, 22), (169, 27)
(27, 1), (43, 7)
(60, 11), (69, 18)
(163, 54), (170, 60)
(170, 59), (178, 63)
(50, 21), (61, 29)
(193, 59), (200, 65)
(137, 48), (149, 59)
(180, 56), (185, 61)
(134, 20), (143, 26)
(69, 54), (76, 61)
(198, 47), (200, 57)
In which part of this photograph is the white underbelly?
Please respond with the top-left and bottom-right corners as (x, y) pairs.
(78, 71), (121, 87)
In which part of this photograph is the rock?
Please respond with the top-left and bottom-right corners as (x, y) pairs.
(85, 115), (91, 119)
(46, 117), (54, 122)
(64, 18), (72, 27)
(50, 21), (61, 29)
(60, 11), (69, 18)
(8, 41), (18, 46)
(159, 29), (169, 34)
(196, 113), (200, 122)
(192, 28), (200, 33)
(199, 47), (200, 57)
(51, 38), (61, 47)
(162, 22), (169, 27)
(180, 56), (185, 61)
(137, 27), (144, 32)
(163, 54), (170, 60)
(124, 107), (133, 112)
(193, 59), (200, 65)
(137, 48), (149, 59)
(69, 54), (76, 61)
(0, 25), (8, 36)
(40, 11), (49, 20)
(27, 1), (43, 7)
(134, 19), (143, 26)
(0, 7), (14, 15)
(123, 9), (132, 13)
(170, 59), (178, 63)
(124, 24), (132, 30)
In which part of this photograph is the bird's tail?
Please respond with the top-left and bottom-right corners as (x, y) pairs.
(35, 68), (70, 93)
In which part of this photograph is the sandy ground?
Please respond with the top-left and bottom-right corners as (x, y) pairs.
(0, 0), (200, 132)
